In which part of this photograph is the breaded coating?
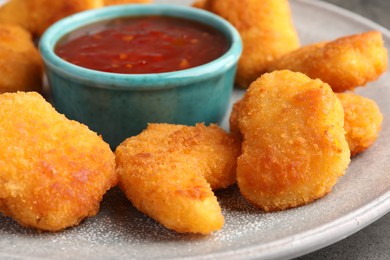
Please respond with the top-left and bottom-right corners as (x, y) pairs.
(195, 0), (300, 88)
(0, 24), (43, 93)
(230, 92), (383, 157)
(0, 0), (103, 37)
(237, 70), (350, 212)
(116, 123), (241, 234)
(268, 31), (388, 92)
(229, 99), (243, 139)
(337, 93), (383, 156)
(0, 92), (117, 231)
(103, 0), (151, 5)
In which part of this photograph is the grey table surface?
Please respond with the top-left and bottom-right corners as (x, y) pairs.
(296, 1), (390, 259)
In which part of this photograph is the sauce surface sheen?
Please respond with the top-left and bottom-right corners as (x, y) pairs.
(55, 16), (229, 74)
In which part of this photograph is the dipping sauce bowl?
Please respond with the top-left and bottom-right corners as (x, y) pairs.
(39, 4), (242, 149)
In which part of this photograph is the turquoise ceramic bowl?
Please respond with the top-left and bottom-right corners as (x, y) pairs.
(39, 4), (242, 149)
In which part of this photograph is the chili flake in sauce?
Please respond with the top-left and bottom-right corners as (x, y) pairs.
(55, 16), (229, 74)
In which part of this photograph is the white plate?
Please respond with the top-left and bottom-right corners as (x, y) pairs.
(1, 0), (390, 259)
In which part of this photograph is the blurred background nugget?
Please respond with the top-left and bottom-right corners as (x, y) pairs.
(236, 70), (350, 212)
(0, 0), (104, 37)
(104, 0), (152, 5)
(0, 24), (43, 93)
(0, 92), (117, 231)
(194, 0), (300, 88)
(192, 0), (206, 8)
(337, 92), (383, 156)
(268, 31), (388, 92)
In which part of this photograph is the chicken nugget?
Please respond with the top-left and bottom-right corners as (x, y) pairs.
(195, 0), (300, 88)
(0, 24), (43, 93)
(0, 92), (117, 231)
(103, 0), (151, 5)
(0, 0), (103, 37)
(268, 31), (388, 92)
(116, 123), (241, 234)
(237, 70), (350, 212)
(337, 93), (383, 156)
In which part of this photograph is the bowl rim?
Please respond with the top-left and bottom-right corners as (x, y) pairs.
(39, 4), (242, 90)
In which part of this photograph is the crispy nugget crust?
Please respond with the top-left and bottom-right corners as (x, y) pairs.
(229, 99), (243, 139)
(0, 24), (43, 93)
(269, 31), (388, 92)
(237, 70), (350, 212)
(0, 92), (117, 231)
(0, 0), (103, 36)
(198, 0), (300, 88)
(337, 93), (383, 156)
(116, 123), (241, 234)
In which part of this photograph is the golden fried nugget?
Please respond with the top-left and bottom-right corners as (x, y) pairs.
(195, 0), (300, 88)
(0, 24), (43, 93)
(0, 92), (117, 231)
(237, 70), (350, 212)
(268, 31), (388, 92)
(103, 0), (151, 5)
(116, 123), (241, 234)
(0, 0), (103, 37)
(337, 93), (383, 156)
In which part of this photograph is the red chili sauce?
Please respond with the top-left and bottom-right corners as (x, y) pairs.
(55, 16), (229, 74)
